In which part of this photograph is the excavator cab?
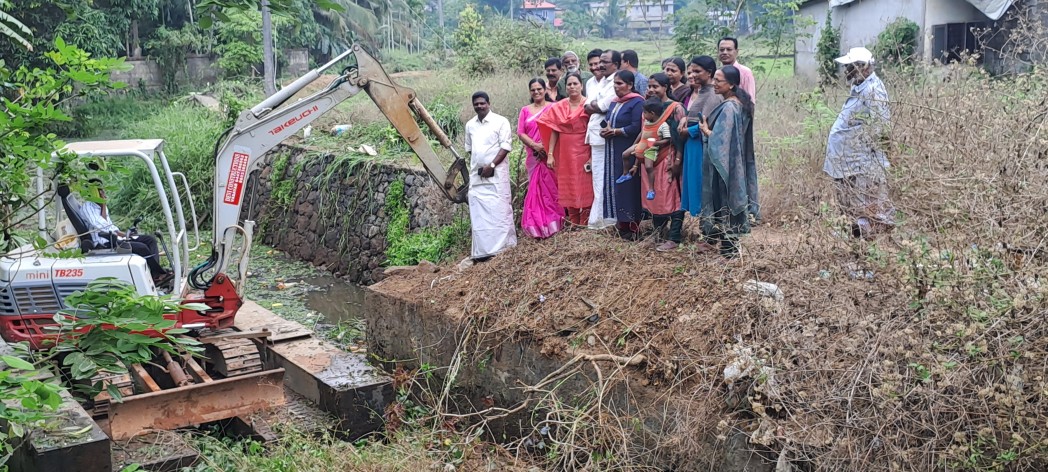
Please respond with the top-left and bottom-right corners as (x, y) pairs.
(0, 139), (204, 348)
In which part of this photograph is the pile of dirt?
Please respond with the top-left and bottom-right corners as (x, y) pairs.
(373, 220), (1047, 470)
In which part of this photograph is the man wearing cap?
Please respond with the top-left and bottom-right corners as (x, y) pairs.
(824, 47), (896, 238)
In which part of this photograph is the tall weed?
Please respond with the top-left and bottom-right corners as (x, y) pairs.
(107, 102), (225, 229)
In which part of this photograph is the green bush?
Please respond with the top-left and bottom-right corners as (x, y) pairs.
(454, 4), (484, 53)
(816, 11), (842, 85)
(457, 17), (566, 75)
(419, 94), (464, 140)
(214, 10), (267, 78)
(107, 102), (226, 230)
(384, 178), (468, 266)
(380, 49), (432, 73)
(874, 18), (920, 65)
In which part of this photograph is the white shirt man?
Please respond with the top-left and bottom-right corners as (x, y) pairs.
(583, 51), (621, 229)
(464, 92), (516, 260)
(80, 200), (120, 247)
(78, 184), (168, 280)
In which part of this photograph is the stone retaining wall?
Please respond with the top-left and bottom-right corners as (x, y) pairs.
(242, 145), (461, 283)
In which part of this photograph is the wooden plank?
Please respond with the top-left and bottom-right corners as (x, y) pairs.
(234, 300), (313, 342)
(198, 329), (271, 344)
(130, 364), (161, 393)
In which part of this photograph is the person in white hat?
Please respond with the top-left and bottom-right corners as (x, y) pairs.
(823, 46), (896, 238)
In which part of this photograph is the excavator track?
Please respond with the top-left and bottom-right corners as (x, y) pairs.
(204, 331), (265, 378)
(90, 371), (135, 418)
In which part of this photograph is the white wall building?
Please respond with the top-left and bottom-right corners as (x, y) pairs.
(794, 0), (1033, 80)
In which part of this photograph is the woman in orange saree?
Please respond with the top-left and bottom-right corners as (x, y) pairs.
(538, 72), (593, 226)
(639, 73), (686, 251)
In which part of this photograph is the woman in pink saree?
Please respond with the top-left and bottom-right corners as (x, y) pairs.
(518, 78), (563, 238)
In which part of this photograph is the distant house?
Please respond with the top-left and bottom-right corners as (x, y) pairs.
(522, 1), (560, 27)
(588, 1), (675, 36)
(794, 0), (1039, 79)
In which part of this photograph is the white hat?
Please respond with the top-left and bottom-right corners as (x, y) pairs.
(835, 47), (875, 65)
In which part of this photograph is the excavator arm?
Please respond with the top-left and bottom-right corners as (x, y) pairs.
(191, 45), (469, 292)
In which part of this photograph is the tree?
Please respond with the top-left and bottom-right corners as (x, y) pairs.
(815, 10), (840, 85)
(673, 0), (739, 56)
(0, 0), (32, 50)
(673, 0), (812, 59)
(262, 0), (276, 95)
(594, 0), (628, 39)
(0, 37), (128, 251)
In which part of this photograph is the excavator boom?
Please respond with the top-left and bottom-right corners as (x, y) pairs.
(193, 45), (469, 292)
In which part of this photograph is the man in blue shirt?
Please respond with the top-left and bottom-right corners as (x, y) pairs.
(824, 47), (896, 238)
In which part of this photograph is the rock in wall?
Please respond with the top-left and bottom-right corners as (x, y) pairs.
(242, 145), (462, 283)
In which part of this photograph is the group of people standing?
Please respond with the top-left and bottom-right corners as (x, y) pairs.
(464, 38), (762, 261)
(462, 41), (897, 265)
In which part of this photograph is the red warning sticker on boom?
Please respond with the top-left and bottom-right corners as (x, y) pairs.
(223, 151), (250, 205)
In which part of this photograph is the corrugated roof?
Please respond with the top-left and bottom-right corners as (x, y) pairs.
(964, 0), (1016, 20)
(827, 0), (1015, 20)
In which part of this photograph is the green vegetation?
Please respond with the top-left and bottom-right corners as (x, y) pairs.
(673, 0), (807, 79)
(875, 18), (921, 65)
(0, 349), (63, 462)
(144, 25), (209, 93)
(64, 94), (164, 139)
(0, 37), (125, 251)
(106, 101), (227, 229)
(269, 152), (299, 207)
(384, 178), (469, 266)
(0, 0), (32, 51)
(816, 11), (842, 85)
(456, 14), (566, 75)
(52, 279), (207, 400)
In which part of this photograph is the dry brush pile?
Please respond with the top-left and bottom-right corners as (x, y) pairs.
(375, 64), (1048, 471)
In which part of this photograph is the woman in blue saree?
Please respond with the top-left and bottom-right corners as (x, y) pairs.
(600, 70), (645, 240)
(679, 55), (722, 218)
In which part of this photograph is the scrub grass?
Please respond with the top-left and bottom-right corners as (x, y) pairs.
(103, 101), (226, 230)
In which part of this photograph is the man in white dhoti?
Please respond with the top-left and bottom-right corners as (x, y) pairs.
(583, 49), (619, 229)
(464, 91), (517, 261)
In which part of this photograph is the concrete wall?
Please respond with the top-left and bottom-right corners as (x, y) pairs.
(796, 2), (832, 82)
(110, 49), (311, 91)
(285, 49), (310, 78)
(110, 54), (219, 91)
(242, 145), (461, 284)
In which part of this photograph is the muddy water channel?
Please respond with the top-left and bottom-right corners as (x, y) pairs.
(303, 275), (368, 323)
(242, 247), (370, 350)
